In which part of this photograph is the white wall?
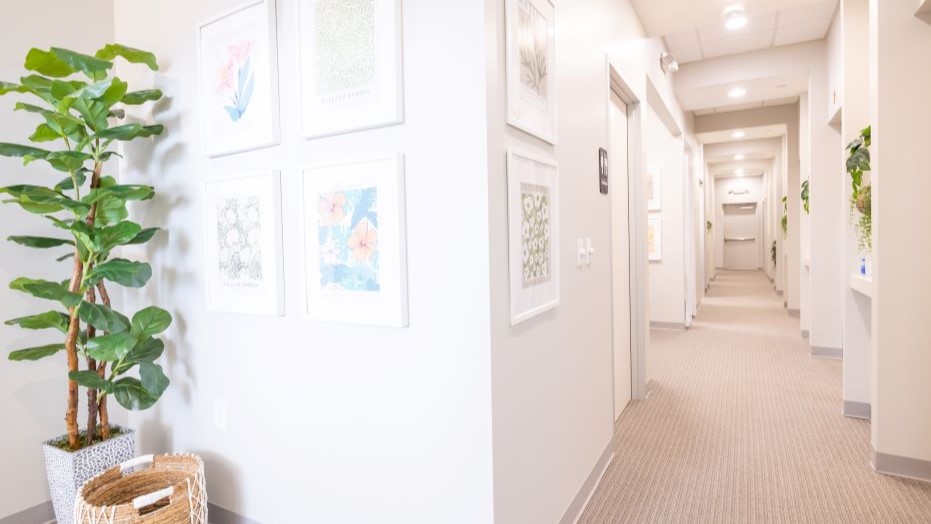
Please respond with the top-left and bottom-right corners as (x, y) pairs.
(799, 94), (811, 333)
(808, 21), (844, 354)
(647, 105), (687, 326)
(869, 0), (931, 465)
(114, 1), (496, 522)
(0, 2), (119, 520)
(485, 0), (691, 522)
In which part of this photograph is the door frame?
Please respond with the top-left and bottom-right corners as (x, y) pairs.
(605, 62), (649, 402)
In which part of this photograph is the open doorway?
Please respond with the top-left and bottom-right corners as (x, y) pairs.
(609, 89), (633, 420)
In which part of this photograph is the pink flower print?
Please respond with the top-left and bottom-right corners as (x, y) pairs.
(318, 192), (347, 226)
(349, 220), (378, 262)
(228, 39), (255, 66)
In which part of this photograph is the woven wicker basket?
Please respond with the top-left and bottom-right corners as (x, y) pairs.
(73, 453), (207, 524)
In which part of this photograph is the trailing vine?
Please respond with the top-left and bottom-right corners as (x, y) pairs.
(845, 126), (872, 252)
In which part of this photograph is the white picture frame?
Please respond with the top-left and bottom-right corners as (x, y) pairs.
(647, 168), (662, 211)
(198, 0), (281, 157)
(648, 216), (662, 262)
(297, 0), (404, 139)
(505, 0), (557, 144)
(203, 171), (285, 315)
(507, 149), (560, 325)
(302, 154), (409, 327)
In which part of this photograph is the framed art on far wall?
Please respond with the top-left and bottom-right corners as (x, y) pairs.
(505, 0), (557, 144)
(297, 0), (404, 139)
(507, 149), (560, 325)
(648, 216), (662, 262)
(198, 0), (280, 157)
(203, 171), (285, 315)
(302, 155), (409, 327)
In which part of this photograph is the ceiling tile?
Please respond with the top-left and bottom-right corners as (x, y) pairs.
(699, 13), (777, 42)
(773, 18), (830, 46)
(763, 96), (801, 106)
(664, 30), (700, 48)
(693, 108), (715, 116)
(778, 0), (837, 26)
(669, 45), (704, 64)
(702, 30), (775, 59)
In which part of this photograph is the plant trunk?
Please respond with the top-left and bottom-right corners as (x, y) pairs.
(96, 280), (112, 439)
(85, 285), (98, 446)
(64, 255), (83, 451)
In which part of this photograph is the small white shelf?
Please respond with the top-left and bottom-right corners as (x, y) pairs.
(850, 274), (873, 298)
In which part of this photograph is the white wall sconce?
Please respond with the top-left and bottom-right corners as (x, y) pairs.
(660, 52), (679, 74)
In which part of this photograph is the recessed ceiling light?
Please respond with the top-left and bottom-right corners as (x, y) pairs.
(734, 154), (745, 160)
(736, 169), (745, 177)
(728, 87), (747, 99)
(732, 131), (746, 139)
(723, 4), (748, 31)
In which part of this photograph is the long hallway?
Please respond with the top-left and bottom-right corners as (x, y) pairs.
(579, 271), (931, 523)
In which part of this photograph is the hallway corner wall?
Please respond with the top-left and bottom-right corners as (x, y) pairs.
(485, 0), (693, 522)
(113, 1), (496, 522)
(869, 0), (931, 467)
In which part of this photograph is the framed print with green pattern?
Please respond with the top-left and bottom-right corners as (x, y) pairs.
(507, 149), (560, 325)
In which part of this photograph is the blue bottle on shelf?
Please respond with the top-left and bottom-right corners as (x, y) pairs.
(860, 257), (867, 276)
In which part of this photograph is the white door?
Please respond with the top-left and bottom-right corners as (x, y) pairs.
(609, 90), (632, 420)
(723, 203), (758, 270)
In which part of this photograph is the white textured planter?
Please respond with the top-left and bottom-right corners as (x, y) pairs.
(42, 427), (135, 524)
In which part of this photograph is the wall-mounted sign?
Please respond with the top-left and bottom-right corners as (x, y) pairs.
(598, 148), (608, 195)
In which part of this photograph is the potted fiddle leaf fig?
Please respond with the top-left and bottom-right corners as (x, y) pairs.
(801, 180), (810, 214)
(0, 44), (172, 523)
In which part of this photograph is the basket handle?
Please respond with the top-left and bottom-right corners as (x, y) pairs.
(132, 486), (174, 510)
(119, 454), (155, 473)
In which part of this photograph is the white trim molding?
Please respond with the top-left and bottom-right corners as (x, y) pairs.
(874, 451), (931, 482)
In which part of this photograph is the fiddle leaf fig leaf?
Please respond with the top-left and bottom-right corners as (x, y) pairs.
(5, 311), (70, 333)
(94, 221), (143, 253)
(7, 236), (73, 249)
(131, 306), (172, 338)
(50, 48), (112, 79)
(0, 81), (27, 95)
(113, 377), (157, 410)
(126, 227), (159, 245)
(94, 123), (164, 141)
(0, 143), (50, 160)
(117, 337), (164, 373)
(24, 48), (75, 78)
(9, 343), (65, 361)
(77, 302), (130, 333)
(86, 259), (152, 288)
(68, 370), (114, 393)
(86, 332), (135, 361)
(139, 362), (169, 398)
(9, 278), (81, 307)
(121, 90), (162, 105)
(95, 44), (158, 71)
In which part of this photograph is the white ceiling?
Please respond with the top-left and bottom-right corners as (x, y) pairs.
(696, 124), (787, 144)
(655, 1), (837, 64)
(692, 95), (800, 115)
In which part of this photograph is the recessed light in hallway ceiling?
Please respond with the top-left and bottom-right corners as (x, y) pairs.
(732, 131), (746, 138)
(734, 154), (746, 160)
(728, 87), (748, 98)
(723, 4), (749, 31)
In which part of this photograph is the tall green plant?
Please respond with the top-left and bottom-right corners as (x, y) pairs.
(780, 195), (788, 236)
(0, 45), (171, 451)
(845, 125), (872, 252)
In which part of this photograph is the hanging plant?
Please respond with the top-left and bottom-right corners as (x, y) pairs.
(845, 125), (872, 252)
(801, 180), (810, 214)
(771, 240), (777, 267)
(780, 195), (788, 237)
(706, 220), (712, 233)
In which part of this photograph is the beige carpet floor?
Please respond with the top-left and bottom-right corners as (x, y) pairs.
(578, 270), (931, 524)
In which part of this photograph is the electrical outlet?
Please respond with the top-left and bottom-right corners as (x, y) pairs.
(213, 398), (227, 431)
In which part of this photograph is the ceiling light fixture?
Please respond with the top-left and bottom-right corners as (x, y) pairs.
(736, 169), (745, 177)
(660, 52), (679, 74)
(728, 87), (747, 98)
(734, 154), (745, 160)
(723, 4), (749, 31)
(732, 130), (746, 139)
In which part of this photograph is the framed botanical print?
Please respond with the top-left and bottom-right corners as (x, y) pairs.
(198, 0), (281, 157)
(507, 149), (560, 325)
(302, 155), (409, 326)
(297, 0), (404, 139)
(505, 0), (557, 144)
(648, 216), (662, 262)
(203, 171), (285, 315)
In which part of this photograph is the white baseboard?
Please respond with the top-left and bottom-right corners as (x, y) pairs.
(559, 443), (615, 524)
